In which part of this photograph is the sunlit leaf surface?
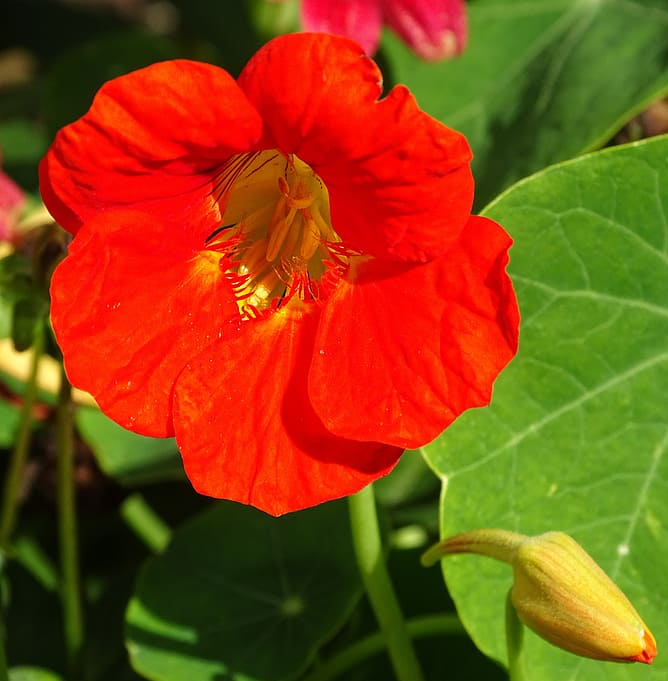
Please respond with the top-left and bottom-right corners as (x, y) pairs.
(424, 135), (668, 680)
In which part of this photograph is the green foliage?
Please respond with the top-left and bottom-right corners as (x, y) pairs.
(0, 253), (48, 351)
(126, 500), (363, 681)
(385, 0), (668, 206)
(75, 407), (183, 486)
(424, 135), (668, 679)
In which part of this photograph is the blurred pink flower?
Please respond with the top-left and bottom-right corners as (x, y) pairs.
(0, 152), (25, 242)
(292, 0), (467, 60)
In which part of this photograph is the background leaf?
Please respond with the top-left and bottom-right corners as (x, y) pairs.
(0, 120), (48, 168)
(0, 398), (20, 447)
(424, 134), (668, 680)
(126, 500), (363, 681)
(75, 406), (183, 486)
(9, 668), (64, 681)
(384, 0), (668, 206)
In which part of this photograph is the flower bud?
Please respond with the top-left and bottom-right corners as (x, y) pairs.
(422, 529), (657, 664)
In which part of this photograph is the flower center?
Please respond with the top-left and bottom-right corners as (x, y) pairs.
(207, 151), (352, 319)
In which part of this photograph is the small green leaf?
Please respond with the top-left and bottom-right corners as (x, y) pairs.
(424, 135), (668, 680)
(247, 0), (300, 41)
(9, 668), (63, 681)
(126, 500), (363, 681)
(0, 252), (48, 350)
(11, 298), (46, 352)
(0, 253), (34, 303)
(0, 399), (20, 447)
(75, 406), (183, 486)
(384, 0), (668, 205)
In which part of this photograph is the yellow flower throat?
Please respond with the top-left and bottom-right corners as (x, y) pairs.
(207, 151), (350, 319)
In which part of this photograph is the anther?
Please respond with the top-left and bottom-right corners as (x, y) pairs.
(299, 216), (321, 260)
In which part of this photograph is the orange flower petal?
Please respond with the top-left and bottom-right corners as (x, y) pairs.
(50, 209), (239, 436)
(40, 60), (262, 233)
(309, 216), (519, 447)
(238, 33), (473, 262)
(172, 310), (403, 516)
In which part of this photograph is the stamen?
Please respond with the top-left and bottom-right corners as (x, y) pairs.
(238, 237), (269, 277)
(209, 150), (352, 316)
(266, 216), (292, 262)
(299, 215), (321, 260)
(310, 203), (335, 241)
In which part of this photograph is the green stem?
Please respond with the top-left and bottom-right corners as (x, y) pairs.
(56, 366), (83, 680)
(120, 494), (171, 553)
(506, 589), (526, 681)
(0, 322), (45, 680)
(0, 322), (44, 546)
(347, 485), (426, 681)
(303, 613), (463, 681)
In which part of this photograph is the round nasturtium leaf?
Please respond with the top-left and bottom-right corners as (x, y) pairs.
(384, 0), (668, 206)
(424, 135), (668, 681)
(126, 499), (362, 681)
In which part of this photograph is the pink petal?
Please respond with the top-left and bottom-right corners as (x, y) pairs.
(301, 0), (384, 56)
(382, 0), (467, 61)
(0, 159), (25, 242)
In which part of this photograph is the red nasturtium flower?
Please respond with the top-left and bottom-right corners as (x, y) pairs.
(41, 33), (518, 516)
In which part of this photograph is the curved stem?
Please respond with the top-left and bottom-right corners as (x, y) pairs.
(0, 322), (44, 680)
(347, 485), (426, 681)
(506, 589), (526, 681)
(56, 366), (83, 680)
(303, 613), (463, 681)
(0, 323), (44, 546)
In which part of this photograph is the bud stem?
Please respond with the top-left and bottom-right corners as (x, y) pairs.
(421, 528), (526, 567)
(506, 589), (527, 681)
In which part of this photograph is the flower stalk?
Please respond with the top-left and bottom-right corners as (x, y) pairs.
(348, 484), (425, 681)
(303, 613), (463, 681)
(0, 319), (44, 546)
(56, 364), (83, 680)
(505, 589), (527, 681)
